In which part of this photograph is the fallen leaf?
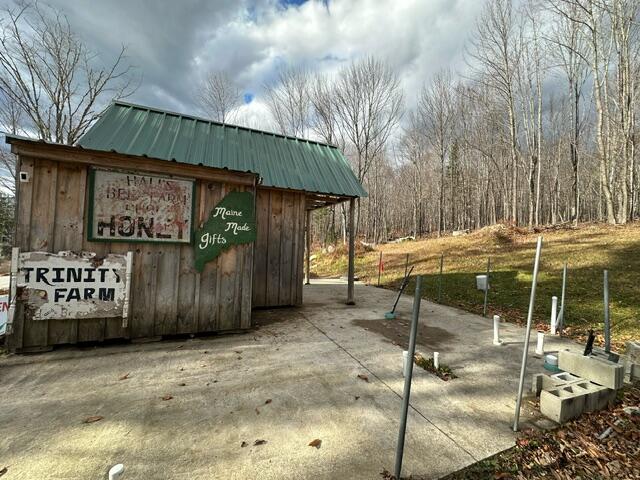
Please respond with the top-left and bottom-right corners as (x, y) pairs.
(179, 383), (186, 387)
(265, 399), (272, 404)
(357, 374), (369, 382)
(0, 466), (7, 477)
(308, 439), (322, 448)
(235, 350), (242, 354)
(162, 394), (173, 401)
(254, 439), (267, 446)
(354, 396), (360, 400)
(83, 415), (103, 424)
(118, 373), (130, 380)
(241, 441), (248, 448)
(255, 407), (260, 415)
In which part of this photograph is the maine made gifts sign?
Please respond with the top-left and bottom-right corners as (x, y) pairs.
(88, 168), (195, 243)
(194, 191), (256, 272)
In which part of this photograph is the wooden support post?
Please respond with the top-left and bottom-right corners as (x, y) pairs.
(347, 198), (356, 305)
(305, 209), (311, 285)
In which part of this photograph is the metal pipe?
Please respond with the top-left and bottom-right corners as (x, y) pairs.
(433, 351), (440, 369)
(394, 275), (422, 479)
(603, 269), (610, 353)
(513, 236), (543, 432)
(7, 247), (19, 335)
(550, 296), (558, 335)
(437, 254), (444, 303)
(483, 257), (491, 317)
(558, 263), (567, 335)
(378, 251), (383, 287)
(404, 253), (409, 278)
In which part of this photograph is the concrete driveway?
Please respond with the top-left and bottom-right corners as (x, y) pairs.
(0, 280), (578, 480)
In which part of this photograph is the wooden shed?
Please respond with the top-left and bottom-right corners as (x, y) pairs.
(4, 101), (366, 352)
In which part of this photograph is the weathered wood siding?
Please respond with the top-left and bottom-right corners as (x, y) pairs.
(252, 188), (305, 308)
(9, 154), (254, 351)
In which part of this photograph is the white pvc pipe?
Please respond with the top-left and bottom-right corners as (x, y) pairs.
(402, 351), (409, 378)
(109, 464), (124, 480)
(433, 352), (440, 369)
(535, 331), (545, 356)
(550, 296), (558, 335)
(493, 315), (502, 345)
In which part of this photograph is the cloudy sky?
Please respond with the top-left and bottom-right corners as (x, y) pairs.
(35, 0), (486, 130)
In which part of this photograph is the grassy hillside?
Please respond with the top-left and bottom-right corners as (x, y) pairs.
(312, 223), (640, 351)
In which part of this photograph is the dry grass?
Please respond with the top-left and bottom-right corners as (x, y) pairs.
(313, 222), (640, 351)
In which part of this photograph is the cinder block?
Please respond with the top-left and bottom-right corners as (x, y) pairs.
(558, 350), (624, 390)
(531, 372), (585, 397)
(631, 364), (640, 382)
(572, 381), (615, 412)
(540, 385), (586, 424)
(626, 341), (640, 364)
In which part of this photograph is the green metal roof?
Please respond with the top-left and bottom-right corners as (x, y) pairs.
(77, 101), (366, 198)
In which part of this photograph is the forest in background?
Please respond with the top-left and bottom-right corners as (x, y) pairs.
(1, 0), (640, 246)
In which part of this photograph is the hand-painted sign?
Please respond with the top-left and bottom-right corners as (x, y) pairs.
(88, 169), (195, 243)
(194, 191), (256, 272)
(17, 251), (130, 320)
(0, 294), (7, 335)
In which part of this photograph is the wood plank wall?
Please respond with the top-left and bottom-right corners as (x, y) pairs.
(252, 188), (305, 308)
(9, 155), (254, 351)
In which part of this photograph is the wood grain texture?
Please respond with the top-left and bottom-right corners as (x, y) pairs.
(10, 153), (256, 350)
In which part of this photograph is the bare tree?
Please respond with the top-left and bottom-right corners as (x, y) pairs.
(467, 0), (521, 224)
(264, 66), (312, 137)
(418, 69), (456, 236)
(546, 0), (590, 225)
(0, 2), (135, 145)
(199, 71), (242, 123)
(0, 94), (24, 194)
(332, 56), (403, 238)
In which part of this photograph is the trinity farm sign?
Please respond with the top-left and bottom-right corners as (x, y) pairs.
(88, 169), (195, 243)
(194, 191), (256, 272)
(16, 251), (131, 321)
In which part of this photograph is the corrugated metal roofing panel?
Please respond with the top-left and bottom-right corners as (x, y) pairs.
(77, 101), (367, 198)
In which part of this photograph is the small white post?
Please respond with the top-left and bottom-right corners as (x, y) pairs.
(550, 296), (558, 335)
(493, 315), (502, 345)
(433, 352), (440, 369)
(108, 464), (124, 480)
(535, 331), (545, 356)
(402, 351), (409, 377)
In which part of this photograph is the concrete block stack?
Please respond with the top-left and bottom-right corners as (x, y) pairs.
(532, 350), (624, 425)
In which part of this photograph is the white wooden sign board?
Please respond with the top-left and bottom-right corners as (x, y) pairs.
(16, 251), (132, 321)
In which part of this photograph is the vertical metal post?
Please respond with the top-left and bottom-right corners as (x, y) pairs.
(7, 247), (19, 335)
(377, 251), (383, 287)
(394, 275), (422, 479)
(603, 269), (610, 353)
(404, 253), (409, 278)
(346, 198), (356, 305)
(437, 254), (444, 303)
(558, 263), (567, 335)
(483, 257), (491, 317)
(305, 209), (311, 285)
(513, 236), (543, 432)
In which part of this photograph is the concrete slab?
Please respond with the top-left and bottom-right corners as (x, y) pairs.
(0, 280), (581, 479)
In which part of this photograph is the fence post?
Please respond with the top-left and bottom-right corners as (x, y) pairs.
(438, 254), (444, 303)
(558, 263), (568, 336)
(394, 275), (422, 479)
(603, 270), (610, 353)
(483, 257), (491, 317)
(377, 251), (383, 287)
(513, 236), (543, 432)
